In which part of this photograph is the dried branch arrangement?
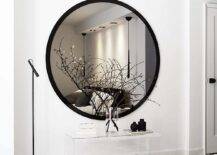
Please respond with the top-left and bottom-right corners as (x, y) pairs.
(54, 39), (146, 117)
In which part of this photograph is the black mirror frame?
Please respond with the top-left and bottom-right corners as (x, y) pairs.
(46, 0), (160, 120)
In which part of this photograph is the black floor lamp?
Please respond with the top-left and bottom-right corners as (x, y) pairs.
(28, 59), (39, 155)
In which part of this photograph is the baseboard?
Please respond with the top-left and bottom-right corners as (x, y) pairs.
(189, 148), (204, 155)
(0, 145), (12, 155)
(131, 148), (204, 155)
(146, 149), (186, 155)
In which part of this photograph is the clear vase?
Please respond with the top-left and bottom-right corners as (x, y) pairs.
(105, 107), (119, 133)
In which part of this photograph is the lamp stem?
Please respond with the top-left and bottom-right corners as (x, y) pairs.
(82, 33), (87, 76)
(125, 16), (132, 78)
(127, 21), (130, 78)
(32, 70), (35, 155)
(28, 59), (39, 155)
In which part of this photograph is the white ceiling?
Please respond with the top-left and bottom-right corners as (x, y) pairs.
(64, 3), (115, 26)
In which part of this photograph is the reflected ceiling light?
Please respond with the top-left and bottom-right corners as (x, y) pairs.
(106, 29), (112, 59)
(82, 33), (87, 76)
(125, 16), (132, 78)
(110, 22), (118, 25)
(117, 24), (125, 65)
(99, 26), (106, 29)
(97, 33), (103, 60)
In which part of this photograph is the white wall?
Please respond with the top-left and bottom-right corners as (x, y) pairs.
(189, 0), (204, 152)
(14, 0), (36, 154)
(0, 0), (14, 155)
(14, 0), (198, 155)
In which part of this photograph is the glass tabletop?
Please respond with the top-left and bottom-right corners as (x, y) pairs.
(66, 129), (160, 140)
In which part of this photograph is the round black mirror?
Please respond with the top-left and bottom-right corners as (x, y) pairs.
(46, 0), (160, 120)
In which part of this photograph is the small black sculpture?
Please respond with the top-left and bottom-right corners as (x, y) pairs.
(130, 122), (138, 132)
(137, 119), (146, 131)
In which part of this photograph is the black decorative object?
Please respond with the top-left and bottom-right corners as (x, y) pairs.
(138, 119), (146, 131)
(28, 59), (39, 155)
(125, 16), (132, 78)
(209, 78), (216, 83)
(130, 122), (138, 132)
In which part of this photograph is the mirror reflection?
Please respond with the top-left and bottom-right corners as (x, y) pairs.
(48, 2), (159, 119)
